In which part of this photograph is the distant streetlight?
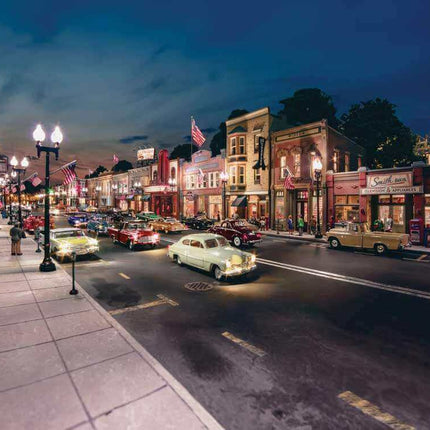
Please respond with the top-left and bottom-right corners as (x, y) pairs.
(312, 156), (323, 239)
(220, 171), (229, 220)
(10, 156), (29, 226)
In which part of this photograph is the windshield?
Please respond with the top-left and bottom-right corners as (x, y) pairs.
(165, 218), (176, 223)
(217, 237), (228, 247)
(54, 230), (86, 239)
(127, 223), (146, 230)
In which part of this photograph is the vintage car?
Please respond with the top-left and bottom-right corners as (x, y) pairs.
(84, 205), (98, 213)
(65, 206), (79, 214)
(108, 220), (160, 250)
(87, 215), (110, 235)
(41, 228), (99, 260)
(136, 211), (159, 222)
(23, 215), (55, 233)
(168, 233), (257, 280)
(149, 217), (187, 233)
(182, 216), (214, 230)
(68, 213), (90, 228)
(327, 222), (410, 254)
(208, 220), (262, 247)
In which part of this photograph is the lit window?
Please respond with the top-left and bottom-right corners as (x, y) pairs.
(280, 156), (287, 178)
(293, 152), (301, 177)
(254, 135), (260, 153)
(238, 166), (245, 184)
(345, 153), (350, 172)
(230, 137), (237, 155)
(230, 166), (237, 184)
(254, 168), (261, 184)
(239, 137), (246, 154)
(333, 151), (339, 173)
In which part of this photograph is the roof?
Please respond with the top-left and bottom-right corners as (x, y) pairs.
(228, 126), (247, 135)
(180, 233), (223, 240)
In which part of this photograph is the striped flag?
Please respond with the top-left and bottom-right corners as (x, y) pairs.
(113, 154), (119, 164)
(26, 172), (42, 187)
(197, 168), (205, 186)
(283, 169), (295, 190)
(20, 184), (26, 192)
(61, 161), (77, 185)
(12, 186), (17, 193)
(191, 117), (206, 147)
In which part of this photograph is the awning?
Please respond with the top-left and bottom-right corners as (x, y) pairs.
(142, 194), (151, 201)
(231, 196), (247, 207)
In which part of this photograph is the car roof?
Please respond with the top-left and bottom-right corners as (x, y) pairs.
(51, 228), (81, 232)
(180, 233), (224, 241)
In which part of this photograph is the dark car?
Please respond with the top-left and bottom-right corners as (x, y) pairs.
(67, 213), (89, 228)
(183, 216), (214, 230)
(87, 215), (110, 235)
(208, 220), (262, 247)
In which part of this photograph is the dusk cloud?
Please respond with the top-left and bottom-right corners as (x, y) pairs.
(119, 135), (149, 144)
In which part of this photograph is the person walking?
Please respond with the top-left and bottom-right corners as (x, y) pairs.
(10, 223), (23, 256)
(287, 215), (294, 235)
(297, 214), (305, 236)
(309, 216), (316, 235)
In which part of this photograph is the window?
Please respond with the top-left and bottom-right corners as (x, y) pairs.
(238, 166), (245, 184)
(254, 168), (261, 184)
(293, 152), (301, 177)
(153, 171), (158, 182)
(280, 156), (287, 178)
(230, 137), (237, 155)
(345, 153), (350, 172)
(209, 172), (219, 188)
(170, 167), (176, 180)
(254, 135), (260, 153)
(333, 151), (339, 173)
(198, 173), (207, 189)
(230, 166), (237, 184)
(191, 239), (203, 248)
(190, 174), (196, 189)
(239, 136), (246, 154)
(182, 239), (190, 246)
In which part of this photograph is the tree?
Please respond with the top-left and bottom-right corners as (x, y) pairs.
(278, 88), (339, 128)
(340, 98), (417, 168)
(85, 165), (107, 179)
(210, 109), (249, 156)
(112, 160), (133, 172)
(169, 143), (199, 161)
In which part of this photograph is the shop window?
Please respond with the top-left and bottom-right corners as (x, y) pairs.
(254, 135), (260, 153)
(378, 195), (391, 204)
(239, 136), (246, 154)
(170, 167), (176, 180)
(230, 137), (237, 155)
(293, 152), (301, 177)
(333, 150), (339, 173)
(335, 195), (348, 205)
(238, 166), (245, 184)
(425, 194), (430, 226)
(348, 195), (359, 205)
(392, 195), (405, 204)
(254, 168), (261, 184)
(345, 153), (350, 172)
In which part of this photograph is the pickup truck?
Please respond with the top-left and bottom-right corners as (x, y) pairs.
(108, 220), (160, 250)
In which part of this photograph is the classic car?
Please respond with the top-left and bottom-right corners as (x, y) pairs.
(65, 206), (79, 214)
(67, 213), (90, 228)
(327, 222), (410, 254)
(84, 205), (98, 213)
(136, 211), (159, 221)
(168, 233), (257, 280)
(108, 220), (160, 250)
(41, 228), (99, 260)
(208, 220), (262, 247)
(87, 215), (110, 235)
(149, 217), (187, 233)
(23, 215), (55, 232)
(182, 216), (214, 230)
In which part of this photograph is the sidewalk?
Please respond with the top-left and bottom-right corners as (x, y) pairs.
(261, 228), (430, 254)
(0, 219), (223, 430)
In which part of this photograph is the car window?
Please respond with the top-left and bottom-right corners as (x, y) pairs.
(191, 239), (203, 248)
(54, 230), (86, 239)
(205, 239), (218, 248)
(182, 239), (190, 246)
(222, 222), (230, 228)
(216, 237), (228, 247)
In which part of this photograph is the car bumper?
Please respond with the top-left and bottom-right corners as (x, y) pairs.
(222, 264), (257, 277)
(137, 237), (160, 245)
(57, 246), (99, 256)
(244, 239), (262, 245)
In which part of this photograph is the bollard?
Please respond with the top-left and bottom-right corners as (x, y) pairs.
(69, 251), (79, 295)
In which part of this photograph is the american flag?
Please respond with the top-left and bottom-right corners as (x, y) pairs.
(197, 168), (205, 186)
(283, 169), (295, 190)
(20, 184), (26, 192)
(113, 154), (119, 164)
(61, 161), (77, 185)
(191, 117), (206, 147)
(26, 172), (42, 187)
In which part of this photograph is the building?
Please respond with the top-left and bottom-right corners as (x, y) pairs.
(111, 172), (128, 211)
(127, 166), (151, 213)
(181, 149), (226, 218)
(272, 120), (363, 231)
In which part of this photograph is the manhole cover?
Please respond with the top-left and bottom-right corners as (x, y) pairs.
(184, 282), (214, 292)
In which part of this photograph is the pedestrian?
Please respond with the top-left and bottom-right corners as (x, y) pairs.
(329, 216), (335, 230)
(217, 211), (221, 222)
(265, 215), (269, 231)
(287, 215), (294, 235)
(10, 222), (23, 256)
(297, 214), (304, 236)
(260, 216), (265, 230)
(385, 216), (393, 232)
(310, 216), (316, 234)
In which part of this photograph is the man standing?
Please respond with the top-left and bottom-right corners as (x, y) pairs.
(10, 223), (23, 256)
(298, 214), (305, 236)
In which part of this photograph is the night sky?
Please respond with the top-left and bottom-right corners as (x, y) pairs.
(0, 0), (429, 180)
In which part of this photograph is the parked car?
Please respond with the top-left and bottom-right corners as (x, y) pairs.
(136, 211), (159, 222)
(87, 215), (110, 235)
(149, 217), (187, 233)
(67, 213), (90, 228)
(327, 222), (410, 255)
(23, 215), (55, 233)
(84, 205), (98, 213)
(183, 216), (214, 230)
(41, 228), (99, 261)
(208, 220), (262, 247)
(168, 233), (257, 280)
(108, 220), (160, 250)
(65, 206), (79, 214)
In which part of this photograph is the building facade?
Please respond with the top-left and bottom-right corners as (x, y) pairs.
(128, 166), (151, 213)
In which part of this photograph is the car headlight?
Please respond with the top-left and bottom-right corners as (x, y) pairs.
(89, 238), (99, 246)
(250, 254), (256, 263)
(225, 259), (231, 268)
(60, 244), (72, 253)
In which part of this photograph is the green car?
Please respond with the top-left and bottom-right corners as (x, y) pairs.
(136, 211), (159, 222)
(168, 233), (256, 281)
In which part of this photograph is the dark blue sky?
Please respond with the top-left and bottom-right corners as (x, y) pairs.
(0, 0), (429, 176)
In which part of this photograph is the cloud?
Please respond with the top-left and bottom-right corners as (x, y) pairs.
(119, 135), (149, 144)
(182, 135), (191, 142)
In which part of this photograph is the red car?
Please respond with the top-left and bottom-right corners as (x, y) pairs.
(208, 220), (262, 247)
(23, 215), (55, 233)
(108, 220), (160, 250)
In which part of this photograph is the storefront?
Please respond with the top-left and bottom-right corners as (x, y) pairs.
(334, 195), (360, 222)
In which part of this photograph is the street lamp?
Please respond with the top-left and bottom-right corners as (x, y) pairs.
(34, 124), (63, 272)
(220, 171), (229, 220)
(10, 155), (29, 227)
(313, 156), (323, 239)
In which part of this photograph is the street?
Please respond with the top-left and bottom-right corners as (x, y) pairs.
(50, 215), (430, 430)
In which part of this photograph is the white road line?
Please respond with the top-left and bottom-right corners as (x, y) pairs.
(338, 391), (415, 430)
(256, 257), (430, 300)
(222, 331), (266, 357)
(109, 294), (179, 316)
(118, 272), (130, 280)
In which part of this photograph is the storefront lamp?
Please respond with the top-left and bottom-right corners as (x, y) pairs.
(313, 157), (323, 173)
(312, 156), (323, 239)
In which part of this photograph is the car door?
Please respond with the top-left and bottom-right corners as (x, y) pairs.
(221, 222), (234, 241)
(188, 239), (205, 268)
(346, 223), (362, 247)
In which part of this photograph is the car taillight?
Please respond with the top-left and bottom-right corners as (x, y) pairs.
(256, 233), (261, 238)
(243, 234), (248, 240)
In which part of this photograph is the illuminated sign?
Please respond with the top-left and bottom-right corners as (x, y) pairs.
(361, 171), (421, 194)
(137, 148), (155, 161)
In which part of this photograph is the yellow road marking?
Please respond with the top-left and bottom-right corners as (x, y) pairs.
(109, 294), (178, 316)
(222, 331), (266, 357)
(118, 272), (130, 280)
(417, 254), (428, 261)
(338, 391), (415, 430)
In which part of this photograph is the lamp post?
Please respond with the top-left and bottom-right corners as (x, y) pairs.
(220, 171), (229, 220)
(313, 157), (323, 239)
(10, 155), (29, 227)
(34, 124), (63, 272)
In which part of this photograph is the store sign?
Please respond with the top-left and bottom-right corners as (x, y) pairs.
(137, 148), (155, 161)
(361, 171), (422, 195)
(275, 127), (321, 142)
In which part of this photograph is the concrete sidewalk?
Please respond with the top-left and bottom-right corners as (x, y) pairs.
(0, 220), (223, 430)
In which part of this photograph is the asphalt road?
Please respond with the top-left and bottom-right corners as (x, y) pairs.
(52, 215), (430, 429)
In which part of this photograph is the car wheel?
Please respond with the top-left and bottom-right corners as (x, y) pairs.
(128, 241), (135, 251)
(375, 243), (387, 255)
(233, 236), (242, 247)
(329, 237), (340, 249)
(176, 255), (183, 266)
(213, 265), (223, 281)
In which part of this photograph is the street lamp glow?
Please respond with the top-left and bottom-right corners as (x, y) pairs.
(313, 157), (323, 172)
(11, 170), (17, 178)
(51, 126), (63, 144)
(220, 171), (229, 182)
(33, 124), (46, 142)
(21, 157), (29, 168)
(10, 156), (18, 167)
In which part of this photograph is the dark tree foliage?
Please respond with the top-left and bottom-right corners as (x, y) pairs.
(278, 88), (339, 128)
(340, 98), (417, 168)
(112, 160), (133, 172)
(210, 109), (249, 156)
(85, 165), (107, 178)
(169, 143), (199, 161)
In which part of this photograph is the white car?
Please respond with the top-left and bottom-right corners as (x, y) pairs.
(168, 233), (256, 280)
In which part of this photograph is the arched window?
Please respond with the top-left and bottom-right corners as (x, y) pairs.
(170, 167), (176, 180)
(153, 170), (158, 182)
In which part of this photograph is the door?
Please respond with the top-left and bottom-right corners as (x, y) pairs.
(296, 201), (308, 231)
(188, 239), (205, 268)
(346, 223), (362, 247)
